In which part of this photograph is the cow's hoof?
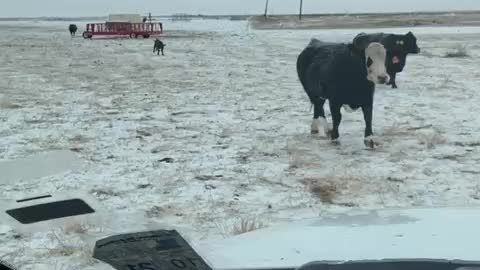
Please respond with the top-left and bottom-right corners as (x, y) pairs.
(392, 85), (398, 89)
(364, 136), (381, 149)
(325, 129), (333, 138)
(331, 139), (340, 145)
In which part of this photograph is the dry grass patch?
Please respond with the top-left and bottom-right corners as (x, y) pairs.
(90, 188), (121, 200)
(146, 206), (164, 218)
(301, 174), (363, 204)
(0, 95), (21, 109)
(231, 217), (265, 235)
(308, 183), (337, 204)
(45, 231), (93, 260)
(62, 221), (92, 235)
(288, 151), (321, 170)
(301, 178), (338, 204)
(417, 130), (447, 148)
(444, 45), (468, 58)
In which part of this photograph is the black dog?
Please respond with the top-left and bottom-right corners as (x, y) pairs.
(153, 39), (166, 56)
(353, 32), (420, 88)
(69, 24), (77, 37)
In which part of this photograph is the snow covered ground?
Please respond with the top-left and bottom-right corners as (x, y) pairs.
(1, 19), (480, 269)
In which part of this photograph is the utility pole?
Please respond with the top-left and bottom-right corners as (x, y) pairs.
(299, 0), (303, 20)
(264, 0), (269, 18)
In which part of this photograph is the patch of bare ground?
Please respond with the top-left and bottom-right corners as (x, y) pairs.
(301, 174), (363, 205)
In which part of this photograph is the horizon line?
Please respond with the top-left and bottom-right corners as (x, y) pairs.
(2, 9), (480, 20)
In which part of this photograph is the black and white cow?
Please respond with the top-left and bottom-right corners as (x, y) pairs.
(353, 32), (420, 88)
(296, 38), (388, 148)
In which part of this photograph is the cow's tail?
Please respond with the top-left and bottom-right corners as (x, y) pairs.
(297, 44), (321, 113)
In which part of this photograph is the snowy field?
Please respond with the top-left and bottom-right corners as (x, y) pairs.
(1, 19), (480, 269)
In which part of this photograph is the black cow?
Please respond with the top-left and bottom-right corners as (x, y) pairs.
(69, 24), (78, 37)
(297, 39), (388, 148)
(153, 38), (165, 56)
(353, 32), (420, 88)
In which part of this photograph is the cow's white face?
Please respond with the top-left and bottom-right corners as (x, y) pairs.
(365, 42), (389, 84)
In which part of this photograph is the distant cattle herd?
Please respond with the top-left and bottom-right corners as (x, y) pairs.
(297, 31), (420, 148)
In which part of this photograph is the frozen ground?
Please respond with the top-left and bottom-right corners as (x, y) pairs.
(1, 19), (480, 269)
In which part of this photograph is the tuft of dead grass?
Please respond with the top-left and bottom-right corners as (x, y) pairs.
(301, 178), (338, 204)
(420, 50), (435, 58)
(417, 130), (447, 149)
(301, 174), (363, 204)
(308, 183), (337, 204)
(146, 206), (164, 218)
(231, 217), (265, 235)
(45, 231), (94, 260)
(288, 151), (320, 170)
(444, 45), (468, 58)
(288, 153), (301, 169)
(472, 185), (480, 200)
(0, 95), (21, 109)
(454, 141), (480, 147)
(90, 188), (121, 200)
(63, 221), (90, 234)
(382, 123), (411, 137)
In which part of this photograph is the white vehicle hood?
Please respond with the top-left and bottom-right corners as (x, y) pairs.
(195, 207), (480, 269)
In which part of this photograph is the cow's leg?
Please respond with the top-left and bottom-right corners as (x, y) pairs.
(386, 70), (393, 86)
(311, 98), (331, 136)
(388, 71), (398, 89)
(329, 102), (342, 143)
(362, 105), (380, 148)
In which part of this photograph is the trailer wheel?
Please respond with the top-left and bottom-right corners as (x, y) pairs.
(129, 33), (137, 39)
(82, 32), (92, 39)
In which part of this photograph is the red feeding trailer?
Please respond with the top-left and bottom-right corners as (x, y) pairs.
(82, 14), (163, 39)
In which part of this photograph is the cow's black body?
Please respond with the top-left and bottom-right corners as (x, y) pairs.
(297, 39), (376, 146)
(153, 39), (165, 56)
(69, 24), (77, 37)
(353, 32), (420, 88)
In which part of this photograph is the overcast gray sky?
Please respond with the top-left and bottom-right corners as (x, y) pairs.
(2, 0), (480, 17)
